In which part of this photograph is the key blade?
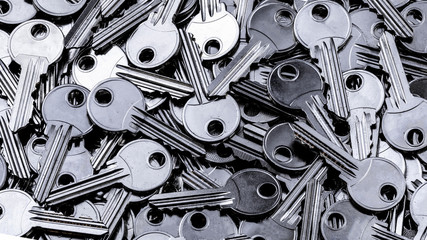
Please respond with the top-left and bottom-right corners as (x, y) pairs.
(91, 133), (124, 171)
(290, 121), (359, 180)
(30, 207), (108, 237)
(0, 59), (18, 105)
(300, 179), (323, 240)
(378, 32), (413, 109)
(101, 188), (131, 234)
(149, 189), (234, 210)
(182, 170), (220, 190)
(100, 0), (126, 18)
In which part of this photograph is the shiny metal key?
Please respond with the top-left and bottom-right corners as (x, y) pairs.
(379, 31), (427, 152)
(186, 0), (239, 60)
(179, 29), (240, 142)
(291, 121), (406, 211)
(126, 0), (183, 68)
(207, 1), (297, 97)
(8, 20), (64, 132)
(0, 189), (108, 237)
(294, 1), (351, 120)
(0, 0), (37, 25)
(46, 139), (173, 205)
(87, 78), (206, 157)
(33, 85), (93, 203)
(149, 168), (282, 216)
(344, 70), (385, 160)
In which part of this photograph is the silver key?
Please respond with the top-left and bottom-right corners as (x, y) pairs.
(0, 0), (37, 25)
(379, 31), (427, 151)
(294, 1), (351, 119)
(186, 0), (239, 60)
(33, 0), (87, 16)
(8, 20), (64, 132)
(344, 70), (384, 160)
(126, 0), (183, 68)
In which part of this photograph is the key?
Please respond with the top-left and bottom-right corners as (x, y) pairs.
(267, 59), (330, 137)
(294, 0), (350, 12)
(186, 0), (239, 60)
(126, 0), (183, 69)
(263, 122), (319, 171)
(72, 46), (128, 90)
(235, 0), (254, 42)
(179, 209), (238, 239)
(0, 97), (31, 178)
(321, 199), (410, 240)
(149, 168), (282, 216)
(365, 0), (413, 39)
(379, 31), (427, 152)
(116, 64), (194, 99)
(92, 0), (162, 51)
(33, 0), (87, 16)
(400, 2), (427, 54)
(294, 1), (351, 120)
(87, 78), (206, 157)
(0, 189), (108, 237)
(239, 160), (328, 239)
(291, 121), (406, 211)
(100, 0), (126, 18)
(0, 0), (37, 25)
(207, 1), (297, 96)
(46, 139), (173, 205)
(179, 29), (240, 142)
(33, 84), (93, 203)
(8, 20), (64, 132)
(134, 206), (182, 237)
(344, 70), (385, 160)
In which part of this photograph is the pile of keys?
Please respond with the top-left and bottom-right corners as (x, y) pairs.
(1, 0), (427, 239)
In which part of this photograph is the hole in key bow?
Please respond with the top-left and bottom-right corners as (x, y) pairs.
(67, 89), (85, 107)
(190, 212), (208, 229)
(253, 237), (266, 240)
(380, 184), (398, 202)
(146, 208), (164, 225)
(78, 55), (96, 71)
(207, 120), (224, 137)
(148, 152), (166, 168)
(57, 204), (75, 216)
(311, 4), (329, 21)
(275, 10), (293, 27)
(372, 22), (386, 39)
(274, 146), (292, 163)
(31, 24), (49, 40)
(204, 39), (221, 55)
(257, 182), (278, 199)
(327, 212), (346, 230)
(57, 173), (75, 186)
(138, 48), (155, 64)
(278, 64), (299, 81)
(216, 143), (233, 158)
(0, 1), (10, 15)
(32, 138), (47, 154)
(243, 103), (261, 117)
(345, 74), (363, 91)
(95, 89), (113, 105)
(405, 128), (425, 147)
(406, 9), (423, 26)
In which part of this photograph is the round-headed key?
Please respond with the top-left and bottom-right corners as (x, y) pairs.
(33, 0), (87, 16)
(149, 168), (282, 216)
(179, 209), (238, 239)
(263, 122), (319, 171)
(0, 189), (108, 237)
(33, 84), (93, 203)
(291, 121), (406, 211)
(268, 59), (331, 137)
(126, 0), (183, 68)
(294, 0), (351, 119)
(87, 78), (206, 157)
(186, 0), (239, 60)
(207, 1), (297, 97)
(0, 0), (37, 25)
(344, 70), (384, 160)
(46, 139), (173, 206)
(8, 19), (64, 132)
